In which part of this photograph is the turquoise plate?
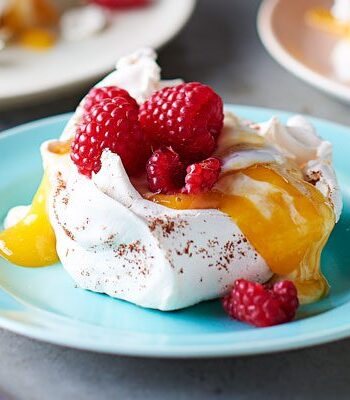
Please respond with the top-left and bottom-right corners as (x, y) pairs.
(0, 106), (349, 358)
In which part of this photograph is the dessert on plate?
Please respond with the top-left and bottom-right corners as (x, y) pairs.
(307, 0), (350, 82)
(0, 0), (149, 51)
(0, 49), (342, 327)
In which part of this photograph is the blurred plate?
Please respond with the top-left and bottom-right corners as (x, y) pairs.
(0, 0), (195, 109)
(0, 105), (350, 358)
(257, 0), (350, 103)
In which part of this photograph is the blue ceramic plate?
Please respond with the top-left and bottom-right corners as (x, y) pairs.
(0, 106), (349, 358)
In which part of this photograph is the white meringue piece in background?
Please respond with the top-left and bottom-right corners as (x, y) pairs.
(331, 0), (350, 23)
(60, 5), (108, 42)
(330, 1), (350, 83)
(331, 39), (350, 83)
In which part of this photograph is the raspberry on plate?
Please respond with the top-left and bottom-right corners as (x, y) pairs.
(139, 82), (224, 162)
(83, 86), (136, 113)
(71, 96), (149, 178)
(146, 147), (185, 194)
(222, 279), (299, 327)
(184, 157), (221, 194)
(89, 0), (150, 9)
(272, 280), (300, 320)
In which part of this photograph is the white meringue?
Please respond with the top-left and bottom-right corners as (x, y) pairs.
(331, 38), (350, 83)
(97, 48), (182, 105)
(329, 0), (350, 82)
(49, 150), (271, 311)
(60, 5), (108, 42)
(332, 0), (350, 23)
(257, 115), (332, 166)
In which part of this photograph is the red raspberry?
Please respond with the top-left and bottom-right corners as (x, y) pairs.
(89, 0), (149, 9)
(272, 280), (299, 320)
(222, 279), (299, 327)
(71, 97), (149, 178)
(146, 147), (185, 194)
(139, 82), (224, 162)
(83, 86), (136, 113)
(183, 157), (221, 194)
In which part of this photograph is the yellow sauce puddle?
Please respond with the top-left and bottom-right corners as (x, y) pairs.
(0, 174), (58, 267)
(0, 139), (71, 267)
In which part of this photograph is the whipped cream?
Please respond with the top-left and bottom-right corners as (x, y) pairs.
(96, 48), (182, 105)
(60, 5), (108, 42)
(332, 0), (350, 23)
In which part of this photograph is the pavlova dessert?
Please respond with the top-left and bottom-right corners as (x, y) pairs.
(307, 0), (350, 82)
(0, 49), (342, 327)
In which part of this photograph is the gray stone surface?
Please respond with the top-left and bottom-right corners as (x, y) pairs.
(1, 0), (350, 399)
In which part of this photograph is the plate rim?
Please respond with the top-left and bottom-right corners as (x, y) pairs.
(257, 0), (350, 103)
(0, 105), (350, 358)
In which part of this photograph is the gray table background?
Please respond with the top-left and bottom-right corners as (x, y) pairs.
(1, 1), (350, 399)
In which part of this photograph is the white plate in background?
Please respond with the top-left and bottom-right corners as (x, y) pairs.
(257, 0), (350, 104)
(0, 0), (195, 109)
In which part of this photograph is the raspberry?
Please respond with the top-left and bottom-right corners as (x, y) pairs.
(83, 86), (136, 113)
(146, 147), (185, 194)
(139, 82), (224, 162)
(183, 157), (221, 194)
(272, 280), (299, 320)
(71, 96), (149, 178)
(89, 0), (149, 9)
(222, 279), (299, 327)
